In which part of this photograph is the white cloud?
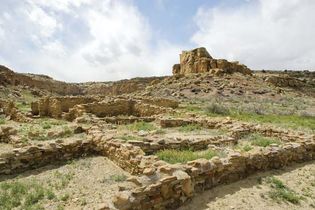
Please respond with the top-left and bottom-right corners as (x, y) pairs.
(192, 0), (315, 70)
(0, 0), (182, 82)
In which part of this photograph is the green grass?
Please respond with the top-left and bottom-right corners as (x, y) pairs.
(18, 123), (74, 142)
(178, 123), (202, 132)
(60, 193), (70, 201)
(231, 112), (315, 131)
(184, 104), (203, 113)
(54, 171), (74, 189)
(242, 144), (253, 152)
(0, 117), (5, 125)
(245, 134), (281, 147)
(204, 101), (315, 131)
(16, 102), (31, 113)
(125, 121), (156, 131)
(205, 102), (230, 115)
(266, 177), (302, 204)
(0, 180), (54, 210)
(156, 149), (220, 164)
(110, 174), (127, 182)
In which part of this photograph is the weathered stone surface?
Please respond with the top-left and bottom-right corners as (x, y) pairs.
(265, 75), (304, 88)
(173, 47), (252, 76)
(31, 96), (98, 118)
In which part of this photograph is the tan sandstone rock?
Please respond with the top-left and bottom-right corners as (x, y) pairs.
(173, 47), (252, 76)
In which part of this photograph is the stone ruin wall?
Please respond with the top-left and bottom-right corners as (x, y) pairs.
(86, 121), (315, 210)
(0, 139), (93, 175)
(31, 96), (179, 121)
(0, 118), (314, 209)
(172, 47), (252, 76)
(31, 96), (99, 118)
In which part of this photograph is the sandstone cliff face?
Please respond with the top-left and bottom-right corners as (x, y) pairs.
(0, 65), (82, 95)
(172, 47), (252, 76)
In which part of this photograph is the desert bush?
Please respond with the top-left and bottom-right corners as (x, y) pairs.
(205, 102), (230, 116)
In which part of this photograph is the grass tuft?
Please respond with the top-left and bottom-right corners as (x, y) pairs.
(125, 121), (156, 131)
(156, 149), (220, 164)
(0, 180), (54, 210)
(246, 134), (281, 147)
(178, 123), (201, 132)
(110, 174), (127, 182)
(266, 176), (302, 204)
(0, 117), (5, 125)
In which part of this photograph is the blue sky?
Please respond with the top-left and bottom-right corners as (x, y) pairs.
(0, 0), (314, 82)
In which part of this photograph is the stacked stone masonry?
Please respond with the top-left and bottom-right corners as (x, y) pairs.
(31, 96), (178, 121)
(1, 117), (314, 210)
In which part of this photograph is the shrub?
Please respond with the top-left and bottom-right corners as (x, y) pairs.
(205, 102), (230, 116)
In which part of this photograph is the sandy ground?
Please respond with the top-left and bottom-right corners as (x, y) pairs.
(0, 156), (135, 210)
(178, 161), (315, 210)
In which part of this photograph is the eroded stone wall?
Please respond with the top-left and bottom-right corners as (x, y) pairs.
(0, 139), (93, 175)
(31, 96), (98, 118)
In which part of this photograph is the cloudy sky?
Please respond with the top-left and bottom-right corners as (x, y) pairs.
(0, 0), (314, 82)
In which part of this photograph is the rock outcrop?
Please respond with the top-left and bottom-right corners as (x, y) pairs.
(0, 65), (82, 95)
(172, 47), (252, 76)
(265, 75), (304, 88)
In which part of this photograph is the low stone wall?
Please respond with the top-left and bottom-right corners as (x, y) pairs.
(111, 141), (315, 210)
(67, 99), (174, 121)
(160, 118), (314, 143)
(127, 136), (235, 155)
(100, 116), (156, 125)
(89, 128), (151, 175)
(0, 139), (94, 175)
(31, 96), (98, 118)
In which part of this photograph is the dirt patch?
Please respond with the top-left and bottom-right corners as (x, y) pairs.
(0, 156), (135, 210)
(178, 161), (315, 210)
